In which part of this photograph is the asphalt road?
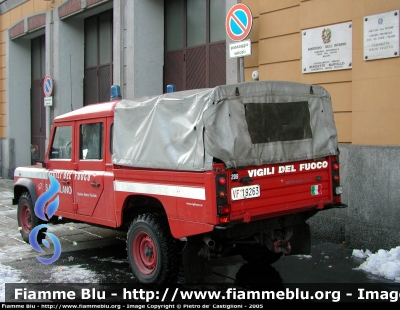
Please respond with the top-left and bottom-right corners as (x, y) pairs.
(1, 177), (399, 303)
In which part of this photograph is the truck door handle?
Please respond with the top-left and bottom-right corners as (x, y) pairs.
(62, 180), (70, 185)
(90, 183), (100, 187)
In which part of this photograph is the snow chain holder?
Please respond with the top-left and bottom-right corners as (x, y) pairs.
(274, 240), (292, 254)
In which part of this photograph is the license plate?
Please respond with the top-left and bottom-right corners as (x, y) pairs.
(231, 184), (260, 201)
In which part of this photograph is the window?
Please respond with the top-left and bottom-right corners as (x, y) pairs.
(245, 102), (312, 144)
(164, 0), (226, 91)
(49, 126), (72, 159)
(84, 10), (113, 105)
(165, 0), (225, 51)
(186, 0), (206, 47)
(166, 0), (184, 51)
(210, 0), (225, 43)
(80, 123), (104, 160)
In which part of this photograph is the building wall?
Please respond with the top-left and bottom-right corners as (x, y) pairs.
(242, 0), (400, 146)
(310, 143), (400, 252)
(123, 0), (164, 99)
(0, 0), (65, 178)
(0, 0), (165, 178)
(0, 0), (63, 141)
(241, 0), (400, 251)
(6, 32), (31, 178)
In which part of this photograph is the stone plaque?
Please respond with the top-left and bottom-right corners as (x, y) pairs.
(302, 22), (352, 74)
(364, 10), (399, 61)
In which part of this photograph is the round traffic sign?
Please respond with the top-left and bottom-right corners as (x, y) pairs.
(43, 75), (53, 97)
(226, 3), (253, 41)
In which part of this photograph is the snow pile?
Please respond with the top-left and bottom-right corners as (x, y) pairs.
(353, 246), (400, 282)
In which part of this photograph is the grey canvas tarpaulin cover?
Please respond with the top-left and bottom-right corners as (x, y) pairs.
(113, 80), (338, 171)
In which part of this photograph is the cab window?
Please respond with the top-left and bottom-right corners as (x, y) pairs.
(80, 122), (104, 160)
(49, 126), (72, 159)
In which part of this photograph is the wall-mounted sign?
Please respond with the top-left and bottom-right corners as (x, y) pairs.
(364, 10), (399, 61)
(302, 22), (352, 74)
(229, 39), (251, 58)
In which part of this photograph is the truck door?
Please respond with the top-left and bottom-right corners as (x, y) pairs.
(45, 123), (75, 214)
(73, 120), (106, 217)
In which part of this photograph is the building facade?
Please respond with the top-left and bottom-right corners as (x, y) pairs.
(0, 0), (399, 251)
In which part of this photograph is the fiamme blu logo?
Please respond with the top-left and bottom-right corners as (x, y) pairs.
(29, 175), (62, 264)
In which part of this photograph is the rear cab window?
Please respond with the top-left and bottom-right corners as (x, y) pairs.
(80, 122), (104, 160)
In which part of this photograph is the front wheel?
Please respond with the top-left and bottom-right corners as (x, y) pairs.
(127, 214), (179, 287)
(17, 192), (46, 243)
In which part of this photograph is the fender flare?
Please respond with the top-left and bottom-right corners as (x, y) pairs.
(13, 178), (38, 205)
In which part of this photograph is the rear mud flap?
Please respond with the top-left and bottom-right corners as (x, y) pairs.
(182, 236), (211, 283)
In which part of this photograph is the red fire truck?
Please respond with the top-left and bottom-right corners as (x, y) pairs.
(13, 80), (346, 286)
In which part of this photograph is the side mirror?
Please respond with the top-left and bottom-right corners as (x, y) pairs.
(30, 144), (39, 161)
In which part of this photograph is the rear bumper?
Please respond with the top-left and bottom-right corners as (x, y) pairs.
(321, 203), (348, 210)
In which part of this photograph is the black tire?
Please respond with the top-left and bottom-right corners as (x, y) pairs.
(127, 213), (179, 287)
(17, 192), (46, 244)
(239, 244), (283, 265)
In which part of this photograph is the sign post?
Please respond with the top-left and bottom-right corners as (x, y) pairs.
(226, 4), (253, 83)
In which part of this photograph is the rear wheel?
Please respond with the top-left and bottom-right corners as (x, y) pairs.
(127, 213), (179, 286)
(17, 192), (46, 243)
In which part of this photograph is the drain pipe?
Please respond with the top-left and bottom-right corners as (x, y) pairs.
(45, 11), (53, 152)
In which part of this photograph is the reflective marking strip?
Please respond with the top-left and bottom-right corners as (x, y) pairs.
(14, 167), (47, 179)
(14, 168), (207, 200)
(114, 181), (206, 200)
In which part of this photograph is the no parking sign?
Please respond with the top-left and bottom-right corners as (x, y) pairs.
(43, 75), (53, 97)
(226, 3), (253, 42)
(43, 75), (53, 106)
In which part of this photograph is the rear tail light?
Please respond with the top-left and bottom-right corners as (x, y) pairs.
(216, 174), (230, 222)
(218, 216), (229, 224)
(218, 204), (231, 214)
(218, 191), (227, 199)
(218, 176), (226, 185)
(333, 175), (340, 182)
(331, 160), (342, 197)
